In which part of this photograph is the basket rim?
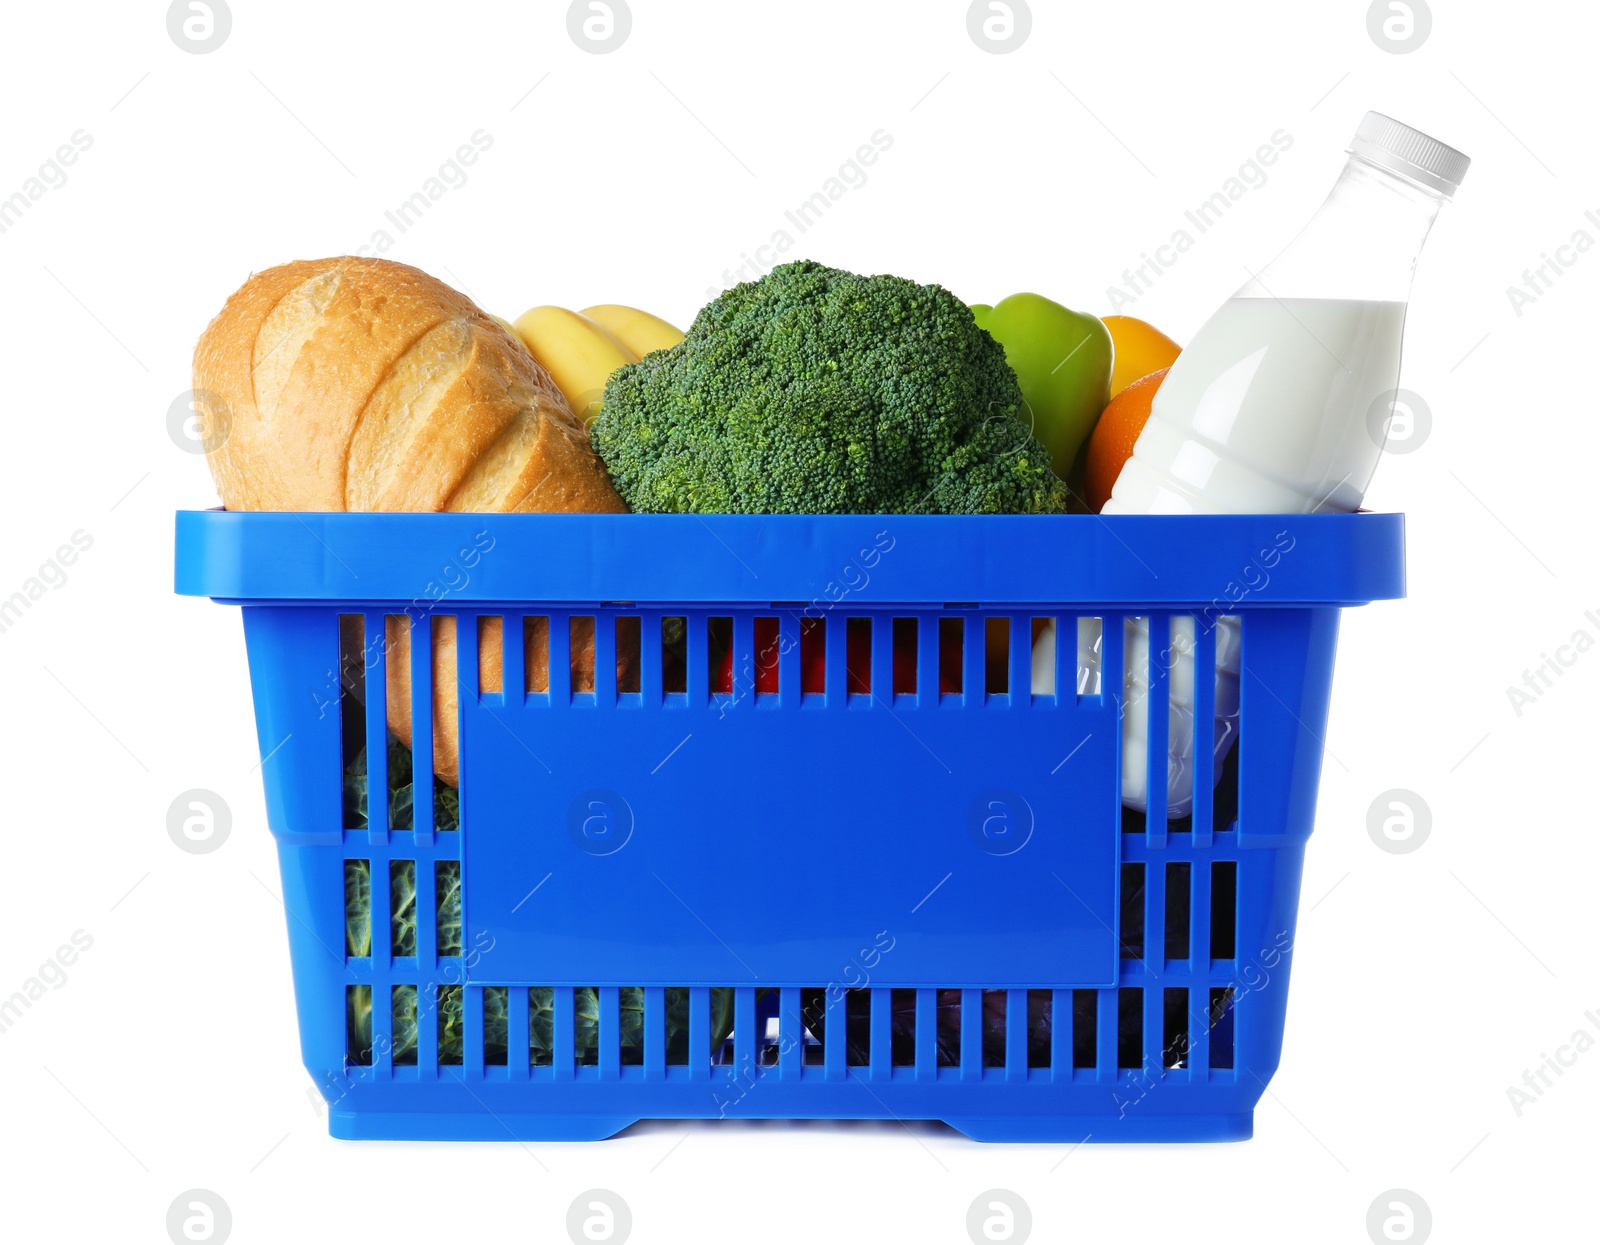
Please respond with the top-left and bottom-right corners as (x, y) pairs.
(173, 509), (1404, 608)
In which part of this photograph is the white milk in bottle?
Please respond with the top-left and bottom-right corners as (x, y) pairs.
(1113, 298), (1407, 515)
(1099, 112), (1469, 817)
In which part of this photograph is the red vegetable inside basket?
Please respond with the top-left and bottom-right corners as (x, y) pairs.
(755, 617), (780, 693)
(796, 618), (873, 694)
(712, 618), (790, 695)
(716, 616), (1011, 697)
(801, 618), (825, 694)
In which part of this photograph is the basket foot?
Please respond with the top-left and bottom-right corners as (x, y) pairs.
(943, 1113), (1253, 1143)
(330, 1110), (640, 1142)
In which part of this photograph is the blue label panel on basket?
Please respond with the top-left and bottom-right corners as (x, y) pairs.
(460, 668), (1121, 989)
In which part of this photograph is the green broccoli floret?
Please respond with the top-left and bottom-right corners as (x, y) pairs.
(590, 260), (1069, 515)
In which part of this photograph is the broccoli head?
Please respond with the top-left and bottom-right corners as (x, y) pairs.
(590, 260), (1069, 514)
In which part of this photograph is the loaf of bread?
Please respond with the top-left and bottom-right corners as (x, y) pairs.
(195, 256), (627, 786)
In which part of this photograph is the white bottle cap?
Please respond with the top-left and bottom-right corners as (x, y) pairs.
(1349, 111), (1470, 197)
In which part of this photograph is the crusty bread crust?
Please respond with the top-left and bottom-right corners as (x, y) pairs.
(195, 256), (627, 786)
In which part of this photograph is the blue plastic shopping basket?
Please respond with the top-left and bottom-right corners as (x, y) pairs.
(174, 510), (1403, 1142)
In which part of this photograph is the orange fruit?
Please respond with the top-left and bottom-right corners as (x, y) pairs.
(1102, 315), (1181, 399)
(1085, 366), (1168, 512)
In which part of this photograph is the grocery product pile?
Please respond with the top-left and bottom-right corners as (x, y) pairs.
(193, 253), (1181, 804)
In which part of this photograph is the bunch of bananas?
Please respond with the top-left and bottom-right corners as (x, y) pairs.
(506, 303), (684, 424)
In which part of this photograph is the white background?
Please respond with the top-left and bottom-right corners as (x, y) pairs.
(0, 0), (1593, 1241)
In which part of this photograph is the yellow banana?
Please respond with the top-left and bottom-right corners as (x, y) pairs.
(581, 304), (686, 359)
(512, 306), (637, 424)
